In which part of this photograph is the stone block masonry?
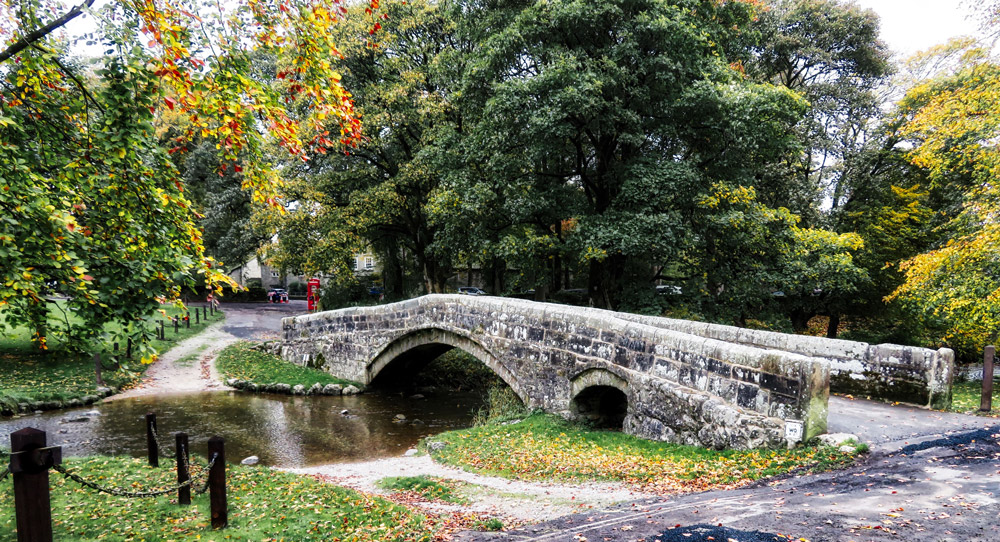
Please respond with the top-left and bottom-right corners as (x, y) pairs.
(278, 295), (833, 450)
(611, 313), (954, 409)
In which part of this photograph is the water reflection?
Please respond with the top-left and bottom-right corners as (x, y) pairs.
(0, 390), (483, 467)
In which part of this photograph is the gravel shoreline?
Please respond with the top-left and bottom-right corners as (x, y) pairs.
(284, 453), (663, 523)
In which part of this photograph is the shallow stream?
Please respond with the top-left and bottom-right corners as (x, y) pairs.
(0, 390), (484, 467)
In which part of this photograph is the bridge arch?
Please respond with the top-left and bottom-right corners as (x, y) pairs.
(569, 368), (630, 429)
(366, 327), (528, 404)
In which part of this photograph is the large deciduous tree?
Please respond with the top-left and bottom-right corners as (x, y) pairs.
(268, 0), (464, 296)
(888, 53), (1000, 357)
(741, 0), (892, 222)
(1, 0), (382, 360)
(471, 0), (807, 309)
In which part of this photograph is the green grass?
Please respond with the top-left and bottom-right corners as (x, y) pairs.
(377, 476), (468, 504)
(472, 518), (504, 531)
(948, 378), (1000, 416)
(0, 305), (224, 411)
(425, 413), (863, 494)
(215, 342), (358, 388)
(0, 456), (436, 541)
(176, 344), (210, 367)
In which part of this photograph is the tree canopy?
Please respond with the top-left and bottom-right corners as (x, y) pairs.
(6, 0), (1000, 365)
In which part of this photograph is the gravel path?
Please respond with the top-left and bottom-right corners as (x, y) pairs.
(286, 454), (663, 522)
(107, 322), (237, 399)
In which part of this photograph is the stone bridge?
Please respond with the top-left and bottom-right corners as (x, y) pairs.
(279, 295), (848, 449)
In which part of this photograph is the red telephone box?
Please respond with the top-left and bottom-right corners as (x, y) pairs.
(307, 278), (321, 311)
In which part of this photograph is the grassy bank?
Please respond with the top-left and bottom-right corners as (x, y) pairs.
(216, 342), (358, 390)
(948, 378), (999, 416)
(0, 306), (224, 413)
(377, 475), (468, 505)
(0, 456), (436, 541)
(425, 414), (864, 494)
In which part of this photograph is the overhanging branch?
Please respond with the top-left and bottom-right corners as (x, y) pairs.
(0, 0), (96, 65)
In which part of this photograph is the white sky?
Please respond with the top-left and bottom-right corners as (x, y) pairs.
(853, 0), (982, 57)
(58, 1), (985, 63)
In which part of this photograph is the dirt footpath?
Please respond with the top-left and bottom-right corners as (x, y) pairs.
(287, 454), (662, 524)
(108, 323), (237, 398)
(109, 301), (308, 398)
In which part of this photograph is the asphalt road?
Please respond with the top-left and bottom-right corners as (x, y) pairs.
(459, 400), (1000, 542)
(196, 300), (309, 340)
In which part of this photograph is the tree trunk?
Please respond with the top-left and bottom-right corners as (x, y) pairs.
(826, 313), (841, 338)
(488, 258), (505, 295)
(93, 353), (105, 387)
(381, 243), (405, 298)
(587, 255), (626, 310)
(789, 309), (814, 334)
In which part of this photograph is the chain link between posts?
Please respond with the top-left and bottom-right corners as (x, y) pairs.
(52, 453), (217, 498)
(0, 449), (10, 483)
(149, 425), (169, 457)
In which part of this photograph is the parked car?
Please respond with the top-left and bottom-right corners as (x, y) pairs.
(267, 288), (288, 303)
(655, 284), (682, 295)
(458, 286), (488, 296)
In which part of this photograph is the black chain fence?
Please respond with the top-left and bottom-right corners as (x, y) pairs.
(150, 425), (169, 457)
(0, 449), (9, 483)
(52, 453), (217, 498)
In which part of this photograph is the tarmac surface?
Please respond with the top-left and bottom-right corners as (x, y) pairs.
(459, 399), (1000, 542)
(208, 300), (308, 340)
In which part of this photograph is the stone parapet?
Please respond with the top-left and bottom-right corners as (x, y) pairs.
(611, 312), (953, 409)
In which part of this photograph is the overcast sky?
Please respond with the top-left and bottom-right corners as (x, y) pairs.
(853, 0), (982, 57)
(59, 1), (986, 64)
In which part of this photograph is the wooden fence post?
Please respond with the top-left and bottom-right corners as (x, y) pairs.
(981, 346), (996, 412)
(185, 312), (190, 328)
(195, 309), (200, 324)
(10, 428), (61, 542)
(146, 412), (159, 467)
(208, 436), (227, 529)
(176, 432), (190, 505)
(173, 317), (179, 334)
(159, 320), (165, 340)
(93, 353), (104, 387)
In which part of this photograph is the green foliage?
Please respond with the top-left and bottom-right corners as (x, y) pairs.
(452, 0), (807, 309)
(740, 0), (893, 220)
(426, 413), (860, 492)
(268, 0), (460, 295)
(473, 518), (505, 531)
(411, 350), (503, 392)
(175, 142), (269, 269)
(377, 476), (468, 504)
(0, 0), (389, 366)
(317, 277), (376, 311)
(472, 384), (531, 426)
(0, 456), (435, 541)
(887, 51), (1000, 359)
(215, 342), (357, 388)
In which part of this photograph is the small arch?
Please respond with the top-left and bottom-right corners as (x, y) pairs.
(366, 327), (527, 404)
(570, 368), (630, 430)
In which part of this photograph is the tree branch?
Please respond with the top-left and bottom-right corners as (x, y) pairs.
(0, 0), (96, 65)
